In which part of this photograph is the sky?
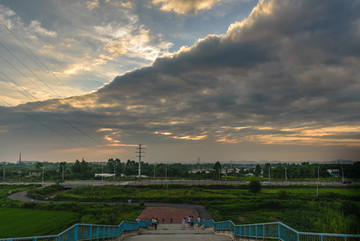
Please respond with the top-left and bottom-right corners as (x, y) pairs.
(0, 0), (359, 163)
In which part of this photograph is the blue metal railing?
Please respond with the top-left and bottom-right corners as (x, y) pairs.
(0, 220), (152, 241)
(203, 219), (360, 241)
(2, 219), (359, 241)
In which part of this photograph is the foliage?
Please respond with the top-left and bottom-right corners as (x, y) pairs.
(248, 180), (261, 194)
(53, 184), (360, 234)
(213, 161), (221, 180)
(28, 184), (65, 200)
(277, 190), (289, 199)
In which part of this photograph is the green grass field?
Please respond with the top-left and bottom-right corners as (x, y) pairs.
(55, 184), (360, 234)
(1, 184), (359, 236)
(0, 208), (79, 238)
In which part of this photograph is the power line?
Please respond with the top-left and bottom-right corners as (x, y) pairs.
(0, 21), (114, 157)
(0, 97), (106, 156)
(0, 45), (102, 144)
(0, 70), (103, 146)
(0, 44), (100, 130)
(0, 23), (76, 95)
(0, 23), (107, 127)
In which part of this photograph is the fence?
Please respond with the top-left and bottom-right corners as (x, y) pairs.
(2, 219), (360, 241)
(0, 220), (151, 241)
(202, 219), (360, 241)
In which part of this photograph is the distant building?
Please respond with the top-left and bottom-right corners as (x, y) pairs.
(95, 173), (115, 178)
(27, 171), (41, 177)
(327, 169), (339, 177)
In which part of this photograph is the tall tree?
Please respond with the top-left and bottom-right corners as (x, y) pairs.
(248, 180), (262, 194)
(213, 161), (221, 180)
(254, 164), (261, 177)
(35, 162), (43, 170)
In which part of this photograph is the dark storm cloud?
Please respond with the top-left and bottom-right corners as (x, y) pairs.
(1, 0), (360, 159)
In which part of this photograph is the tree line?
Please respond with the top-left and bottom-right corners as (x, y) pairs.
(0, 159), (359, 181)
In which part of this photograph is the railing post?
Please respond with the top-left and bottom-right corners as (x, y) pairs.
(263, 224), (265, 240)
(75, 224), (78, 241)
(89, 225), (92, 240)
(297, 232), (300, 241)
(278, 223), (281, 240)
(97, 226), (99, 240)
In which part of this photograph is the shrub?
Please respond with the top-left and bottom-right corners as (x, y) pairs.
(277, 190), (289, 199)
(248, 180), (261, 194)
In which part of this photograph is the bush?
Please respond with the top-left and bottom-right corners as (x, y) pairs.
(277, 190), (289, 199)
(28, 184), (65, 200)
(248, 180), (261, 194)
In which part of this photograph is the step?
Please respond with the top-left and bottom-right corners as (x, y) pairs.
(124, 233), (232, 241)
(139, 224), (213, 235)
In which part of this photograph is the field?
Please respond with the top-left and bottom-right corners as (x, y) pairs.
(0, 208), (79, 238)
(0, 185), (143, 238)
(55, 184), (360, 234)
(1, 184), (359, 237)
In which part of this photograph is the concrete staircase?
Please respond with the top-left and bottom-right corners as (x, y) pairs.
(121, 224), (232, 241)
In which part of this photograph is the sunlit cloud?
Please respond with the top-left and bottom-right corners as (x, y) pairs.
(86, 0), (99, 10)
(152, 0), (223, 15)
(216, 125), (360, 147)
(106, 143), (139, 147)
(120, 1), (133, 9)
(173, 134), (207, 141)
(29, 20), (57, 38)
(155, 131), (173, 136)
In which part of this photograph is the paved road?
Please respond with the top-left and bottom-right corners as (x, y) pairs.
(1, 180), (357, 187)
(121, 224), (231, 241)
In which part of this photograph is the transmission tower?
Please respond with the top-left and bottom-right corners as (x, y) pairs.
(137, 144), (145, 178)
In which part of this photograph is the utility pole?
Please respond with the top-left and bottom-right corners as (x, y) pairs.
(101, 164), (104, 183)
(285, 166), (287, 180)
(3, 166), (5, 182)
(197, 157), (200, 172)
(42, 166), (44, 184)
(341, 167), (344, 183)
(113, 162), (116, 181)
(154, 163), (156, 180)
(62, 165), (64, 181)
(269, 164), (271, 182)
(225, 166), (227, 184)
(165, 164), (168, 192)
(317, 166), (319, 197)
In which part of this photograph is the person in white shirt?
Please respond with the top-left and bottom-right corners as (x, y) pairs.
(182, 217), (186, 229)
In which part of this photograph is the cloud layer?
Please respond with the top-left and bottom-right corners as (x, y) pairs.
(1, 0), (360, 162)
